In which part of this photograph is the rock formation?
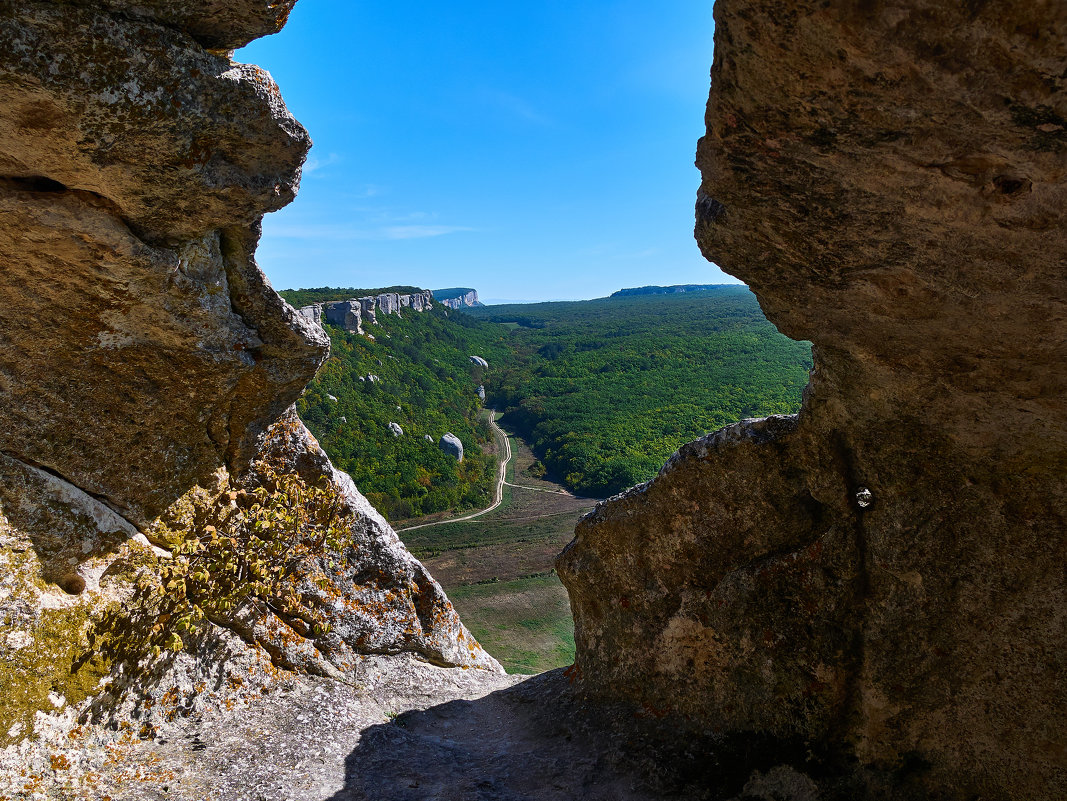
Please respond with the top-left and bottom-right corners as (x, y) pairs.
(387, 422), (403, 437)
(469, 355), (489, 369)
(0, 0), (497, 760)
(558, 2), (1067, 800)
(317, 290), (433, 335)
(433, 288), (482, 309)
(438, 434), (464, 463)
(321, 300), (364, 335)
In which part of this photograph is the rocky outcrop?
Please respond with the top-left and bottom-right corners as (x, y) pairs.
(387, 422), (403, 437)
(322, 299), (364, 334)
(0, 5), (325, 527)
(67, 0), (299, 51)
(477, 385), (486, 402)
(433, 288), (481, 309)
(559, 2), (1067, 800)
(438, 434), (464, 463)
(321, 290), (433, 335)
(376, 293), (401, 316)
(359, 296), (378, 326)
(469, 355), (489, 369)
(0, 0), (497, 761)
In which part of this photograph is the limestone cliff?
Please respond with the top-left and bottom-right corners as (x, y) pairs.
(558, 2), (1067, 799)
(433, 287), (482, 309)
(0, 0), (497, 758)
(313, 289), (435, 334)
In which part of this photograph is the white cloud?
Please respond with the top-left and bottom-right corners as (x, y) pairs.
(301, 152), (341, 175)
(382, 225), (474, 240)
(265, 222), (474, 242)
(483, 89), (552, 126)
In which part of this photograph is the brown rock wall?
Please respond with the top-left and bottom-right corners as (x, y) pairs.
(559, 2), (1067, 798)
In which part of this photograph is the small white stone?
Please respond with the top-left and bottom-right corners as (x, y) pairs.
(7, 722), (23, 738)
(47, 692), (65, 709)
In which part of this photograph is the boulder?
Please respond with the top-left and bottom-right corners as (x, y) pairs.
(469, 356), (488, 369)
(558, 2), (1067, 799)
(388, 422), (403, 437)
(439, 433), (463, 462)
(477, 385), (486, 401)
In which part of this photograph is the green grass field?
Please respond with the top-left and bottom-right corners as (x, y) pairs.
(447, 573), (575, 674)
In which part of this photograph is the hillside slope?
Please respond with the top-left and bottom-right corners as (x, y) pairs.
(290, 304), (512, 521)
(467, 286), (813, 496)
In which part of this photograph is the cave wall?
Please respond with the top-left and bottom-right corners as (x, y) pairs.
(558, 2), (1067, 799)
(0, 0), (497, 747)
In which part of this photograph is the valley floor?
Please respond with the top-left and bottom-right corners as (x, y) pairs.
(398, 415), (596, 673)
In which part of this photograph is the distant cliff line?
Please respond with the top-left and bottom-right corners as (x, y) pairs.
(610, 284), (732, 297)
(296, 289), (435, 335)
(432, 287), (482, 309)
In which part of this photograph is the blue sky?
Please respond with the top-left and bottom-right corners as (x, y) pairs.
(238, 1), (735, 302)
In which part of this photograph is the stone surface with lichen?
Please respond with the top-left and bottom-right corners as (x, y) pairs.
(0, 0), (499, 774)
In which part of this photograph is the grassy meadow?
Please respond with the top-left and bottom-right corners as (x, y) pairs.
(400, 419), (594, 674)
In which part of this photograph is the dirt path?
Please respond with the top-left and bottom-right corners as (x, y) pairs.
(396, 410), (512, 533)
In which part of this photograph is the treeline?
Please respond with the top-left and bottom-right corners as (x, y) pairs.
(281, 286), (422, 308)
(280, 298), (512, 522)
(466, 287), (812, 497)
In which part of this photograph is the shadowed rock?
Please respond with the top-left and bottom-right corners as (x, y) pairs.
(559, 2), (1067, 799)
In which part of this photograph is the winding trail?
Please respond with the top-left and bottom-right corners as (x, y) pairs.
(395, 410), (512, 532)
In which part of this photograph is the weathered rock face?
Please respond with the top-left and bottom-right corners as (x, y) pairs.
(68, 0), (299, 51)
(559, 2), (1067, 799)
(0, 4), (309, 243)
(376, 293), (401, 315)
(359, 297), (378, 326)
(433, 288), (481, 309)
(0, 0), (498, 758)
(323, 299), (364, 334)
(321, 290), (433, 336)
(0, 2), (325, 526)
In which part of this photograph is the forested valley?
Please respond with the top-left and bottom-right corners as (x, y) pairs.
(280, 285), (812, 521)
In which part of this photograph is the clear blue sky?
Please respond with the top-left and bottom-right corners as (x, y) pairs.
(238, 0), (736, 302)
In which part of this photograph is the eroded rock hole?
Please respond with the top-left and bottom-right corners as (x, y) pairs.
(0, 175), (69, 193)
(56, 573), (86, 595)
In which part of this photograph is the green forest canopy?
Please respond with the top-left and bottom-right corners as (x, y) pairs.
(280, 285), (812, 517)
(464, 286), (812, 497)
